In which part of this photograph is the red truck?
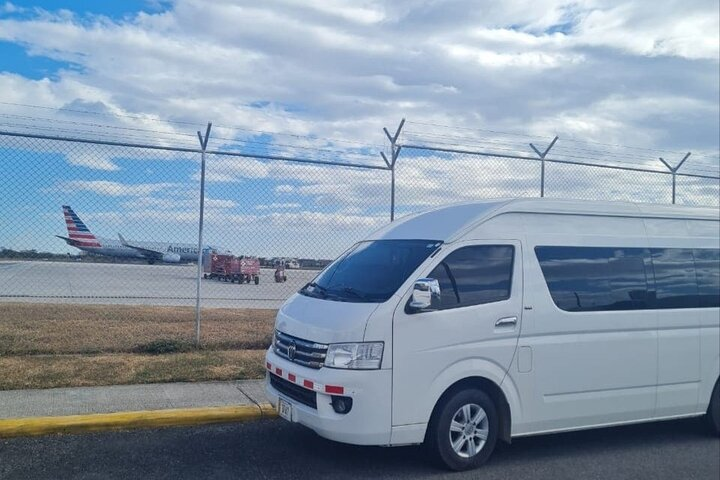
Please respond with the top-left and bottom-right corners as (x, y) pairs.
(203, 253), (260, 284)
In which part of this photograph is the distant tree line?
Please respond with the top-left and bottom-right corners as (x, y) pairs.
(0, 248), (134, 264)
(0, 248), (72, 260)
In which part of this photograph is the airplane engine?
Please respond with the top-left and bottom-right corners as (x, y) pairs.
(162, 252), (181, 263)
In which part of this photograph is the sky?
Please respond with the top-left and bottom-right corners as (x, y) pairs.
(0, 0), (718, 258)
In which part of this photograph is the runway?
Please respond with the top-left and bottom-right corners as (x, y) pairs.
(0, 261), (317, 308)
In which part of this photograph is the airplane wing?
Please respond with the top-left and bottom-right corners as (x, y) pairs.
(118, 233), (164, 261)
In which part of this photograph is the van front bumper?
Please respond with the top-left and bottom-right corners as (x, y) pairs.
(265, 348), (392, 446)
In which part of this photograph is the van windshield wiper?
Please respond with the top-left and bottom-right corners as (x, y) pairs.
(301, 282), (328, 298)
(338, 286), (371, 302)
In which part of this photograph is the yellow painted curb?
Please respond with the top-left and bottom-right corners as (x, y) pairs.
(0, 403), (278, 439)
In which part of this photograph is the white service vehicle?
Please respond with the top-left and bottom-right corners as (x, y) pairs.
(265, 198), (720, 471)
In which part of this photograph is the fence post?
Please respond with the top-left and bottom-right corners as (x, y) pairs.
(529, 136), (559, 198)
(195, 122), (212, 347)
(659, 152), (691, 204)
(381, 118), (405, 221)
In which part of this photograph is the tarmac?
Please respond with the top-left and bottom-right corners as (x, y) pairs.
(0, 380), (273, 438)
(0, 261), (317, 308)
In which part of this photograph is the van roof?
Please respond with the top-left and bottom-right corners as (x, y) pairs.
(368, 198), (720, 242)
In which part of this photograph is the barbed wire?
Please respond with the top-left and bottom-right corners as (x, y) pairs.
(0, 101), (385, 151)
(400, 133), (672, 172)
(401, 127), (719, 175)
(0, 101), (205, 127)
(403, 119), (704, 156)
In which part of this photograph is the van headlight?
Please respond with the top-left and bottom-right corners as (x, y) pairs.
(324, 342), (384, 370)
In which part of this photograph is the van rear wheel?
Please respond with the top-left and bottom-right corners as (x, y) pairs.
(425, 388), (498, 471)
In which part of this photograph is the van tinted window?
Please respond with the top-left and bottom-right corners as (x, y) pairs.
(429, 245), (514, 309)
(694, 249), (720, 308)
(535, 247), (650, 312)
(536, 246), (720, 312)
(650, 248), (699, 309)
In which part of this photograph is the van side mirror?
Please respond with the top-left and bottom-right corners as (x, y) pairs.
(409, 278), (441, 312)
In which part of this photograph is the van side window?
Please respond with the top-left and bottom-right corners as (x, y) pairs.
(608, 248), (653, 310)
(693, 249), (720, 308)
(429, 245), (514, 309)
(650, 248), (699, 309)
(535, 246), (720, 311)
(535, 247), (651, 312)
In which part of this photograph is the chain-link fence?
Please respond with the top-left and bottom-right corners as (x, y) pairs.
(1, 120), (718, 346)
(395, 145), (718, 207)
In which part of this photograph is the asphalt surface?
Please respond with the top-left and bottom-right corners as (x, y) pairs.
(2, 417), (718, 479)
(0, 260), (316, 308)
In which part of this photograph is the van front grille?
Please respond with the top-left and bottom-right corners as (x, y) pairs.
(273, 330), (328, 370)
(270, 373), (317, 409)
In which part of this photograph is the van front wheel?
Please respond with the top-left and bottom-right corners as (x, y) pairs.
(425, 388), (498, 471)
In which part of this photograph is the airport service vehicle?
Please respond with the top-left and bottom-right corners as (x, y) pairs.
(203, 252), (260, 284)
(265, 198), (720, 471)
(56, 205), (221, 264)
(274, 260), (288, 283)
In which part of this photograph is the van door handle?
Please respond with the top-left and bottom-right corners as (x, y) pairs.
(495, 316), (517, 327)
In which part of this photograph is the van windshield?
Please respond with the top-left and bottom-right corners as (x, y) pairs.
(300, 239), (442, 303)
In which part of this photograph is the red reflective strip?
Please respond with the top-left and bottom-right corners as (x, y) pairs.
(325, 385), (344, 395)
(303, 380), (314, 389)
(288, 373), (296, 382)
(266, 362), (271, 370)
(275, 368), (282, 376)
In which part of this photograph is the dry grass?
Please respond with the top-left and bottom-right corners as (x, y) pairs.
(0, 303), (276, 355)
(0, 350), (266, 390)
(0, 303), (276, 390)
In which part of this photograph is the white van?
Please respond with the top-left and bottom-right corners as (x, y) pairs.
(265, 198), (720, 471)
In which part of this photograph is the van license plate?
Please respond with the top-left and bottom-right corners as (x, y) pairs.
(278, 398), (292, 421)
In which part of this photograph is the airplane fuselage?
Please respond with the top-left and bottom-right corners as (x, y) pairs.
(76, 237), (199, 263)
(58, 206), (225, 264)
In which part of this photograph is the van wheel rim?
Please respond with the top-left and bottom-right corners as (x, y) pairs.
(449, 403), (489, 458)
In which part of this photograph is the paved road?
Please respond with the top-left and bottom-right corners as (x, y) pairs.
(2, 417), (718, 479)
(0, 261), (316, 308)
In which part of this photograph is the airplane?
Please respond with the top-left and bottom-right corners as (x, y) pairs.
(55, 205), (221, 264)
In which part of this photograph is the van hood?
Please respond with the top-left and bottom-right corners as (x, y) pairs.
(275, 293), (380, 344)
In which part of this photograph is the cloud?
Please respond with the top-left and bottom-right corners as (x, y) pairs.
(572, 4), (720, 60)
(64, 150), (121, 171)
(1, 2), (23, 14)
(0, 0), (718, 258)
(0, 0), (715, 153)
(443, 44), (584, 69)
(255, 202), (301, 210)
(54, 180), (179, 196)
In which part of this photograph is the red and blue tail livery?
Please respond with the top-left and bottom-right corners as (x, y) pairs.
(62, 205), (101, 248)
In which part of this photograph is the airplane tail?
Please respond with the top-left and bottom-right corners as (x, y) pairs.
(62, 205), (101, 248)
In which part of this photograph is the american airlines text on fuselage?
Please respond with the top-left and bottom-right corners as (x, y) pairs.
(167, 245), (198, 254)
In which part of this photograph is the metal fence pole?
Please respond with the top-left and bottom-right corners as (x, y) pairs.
(530, 136), (559, 198)
(659, 152), (691, 204)
(195, 122), (212, 347)
(390, 167), (396, 221)
(382, 119), (405, 221)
